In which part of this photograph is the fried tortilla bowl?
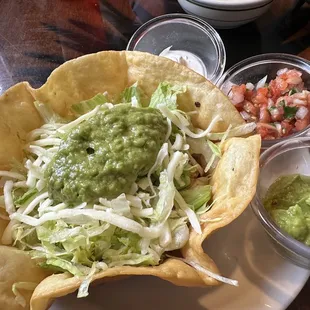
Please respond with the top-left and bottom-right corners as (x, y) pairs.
(0, 51), (261, 310)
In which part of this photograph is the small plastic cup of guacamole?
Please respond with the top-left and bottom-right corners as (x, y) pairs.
(251, 137), (310, 269)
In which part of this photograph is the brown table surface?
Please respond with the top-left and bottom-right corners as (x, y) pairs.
(0, 0), (309, 309)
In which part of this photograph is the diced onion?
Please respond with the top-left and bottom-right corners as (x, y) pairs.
(221, 81), (237, 96)
(245, 82), (254, 90)
(296, 106), (308, 119)
(240, 111), (251, 121)
(256, 75), (267, 90)
(293, 98), (307, 106)
(274, 122), (282, 133)
(277, 68), (288, 76)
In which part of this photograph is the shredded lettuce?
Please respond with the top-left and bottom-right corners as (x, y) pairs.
(207, 122), (256, 140)
(77, 263), (99, 298)
(46, 257), (87, 276)
(72, 93), (108, 114)
(207, 140), (221, 158)
(166, 255), (238, 286)
(180, 185), (212, 211)
(119, 82), (147, 107)
(187, 137), (213, 164)
(174, 191), (202, 234)
(56, 105), (102, 135)
(13, 187), (38, 205)
(149, 82), (186, 110)
(34, 101), (65, 123)
(1, 81), (251, 299)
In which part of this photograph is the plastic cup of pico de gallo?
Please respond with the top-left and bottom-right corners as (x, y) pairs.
(217, 53), (310, 149)
(251, 137), (310, 269)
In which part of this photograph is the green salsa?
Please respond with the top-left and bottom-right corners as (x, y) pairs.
(263, 174), (310, 246)
(47, 105), (168, 204)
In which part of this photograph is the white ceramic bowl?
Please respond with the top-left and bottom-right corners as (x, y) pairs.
(177, 0), (274, 29)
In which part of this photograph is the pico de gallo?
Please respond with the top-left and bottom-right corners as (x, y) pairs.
(229, 68), (310, 140)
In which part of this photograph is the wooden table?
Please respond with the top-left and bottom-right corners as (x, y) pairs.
(0, 0), (309, 309)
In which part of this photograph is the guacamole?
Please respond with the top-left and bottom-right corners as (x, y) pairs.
(263, 174), (310, 246)
(47, 105), (168, 204)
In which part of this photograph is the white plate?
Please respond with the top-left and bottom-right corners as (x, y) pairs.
(52, 207), (309, 310)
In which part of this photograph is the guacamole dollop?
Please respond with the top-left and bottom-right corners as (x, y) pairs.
(47, 105), (168, 204)
(263, 174), (310, 246)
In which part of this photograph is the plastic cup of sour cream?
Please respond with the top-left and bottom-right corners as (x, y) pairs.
(126, 13), (226, 84)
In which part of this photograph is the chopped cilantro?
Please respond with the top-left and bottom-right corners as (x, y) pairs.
(268, 106), (277, 113)
(288, 88), (298, 96)
(279, 100), (286, 107)
(284, 106), (298, 119)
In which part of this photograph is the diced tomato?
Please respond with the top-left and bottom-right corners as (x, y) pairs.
(295, 117), (310, 131)
(257, 87), (269, 97)
(276, 77), (288, 92)
(269, 79), (280, 99)
(259, 106), (271, 123)
(244, 89), (253, 101)
(286, 69), (302, 85)
(279, 72), (288, 79)
(243, 100), (259, 116)
(252, 87), (269, 105)
(270, 106), (284, 122)
(281, 121), (294, 136)
(269, 78), (288, 100)
(230, 84), (246, 105)
(231, 68), (308, 140)
(256, 126), (277, 139)
(232, 84), (246, 94)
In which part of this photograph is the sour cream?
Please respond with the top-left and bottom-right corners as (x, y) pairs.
(159, 46), (207, 77)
